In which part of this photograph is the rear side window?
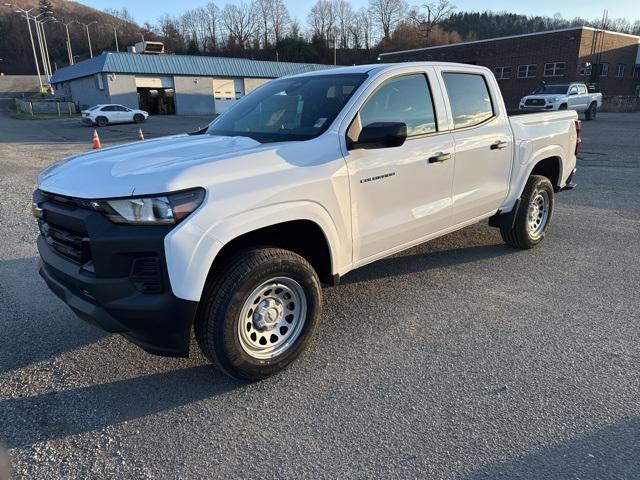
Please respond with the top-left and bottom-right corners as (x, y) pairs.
(358, 74), (437, 137)
(442, 73), (494, 129)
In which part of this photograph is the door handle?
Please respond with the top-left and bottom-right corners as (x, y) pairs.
(428, 152), (452, 163)
(490, 140), (509, 150)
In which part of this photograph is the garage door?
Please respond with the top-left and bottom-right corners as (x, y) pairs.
(135, 76), (174, 88)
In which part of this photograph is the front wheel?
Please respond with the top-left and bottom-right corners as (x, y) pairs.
(500, 175), (554, 249)
(133, 113), (145, 123)
(95, 116), (108, 127)
(195, 248), (322, 381)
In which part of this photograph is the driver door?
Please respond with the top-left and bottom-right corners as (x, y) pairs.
(345, 72), (455, 264)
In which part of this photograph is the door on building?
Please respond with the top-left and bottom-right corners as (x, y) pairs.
(135, 76), (176, 115)
(213, 78), (245, 114)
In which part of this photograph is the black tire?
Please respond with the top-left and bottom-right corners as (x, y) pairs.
(95, 116), (108, 127)
(134, 113), (145, 123)
(585, 102), (597, 121)
(558, 103), (568, 111)
(195, 248), (322, 381)
(500, 175), (554, 249)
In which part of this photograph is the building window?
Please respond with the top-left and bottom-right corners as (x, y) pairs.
(544, 62), (566, 77)
(517, 64), (537, 79)
(599, 63), (609, 77)
(94, 74), (104, 90)
(579, 62), (592, 76)
(633, 67), (640, 79)
(493, 66), (512, 80)
(616, 64), (625, 78)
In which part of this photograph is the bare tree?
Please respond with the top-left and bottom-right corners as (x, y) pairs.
(222, 1), (258, 50)
(269, 0), (291, 44)
(205, 2), (221, 51)
(368, 0), (408, 40)
(411, 0), (454, 43)
(334, 0), (353, 48)
(307, 0), (336, 41)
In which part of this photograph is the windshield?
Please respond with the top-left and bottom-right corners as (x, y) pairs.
(207, 73), (367, 143)
(534, 84), (569, 94)
(88, 106), (100, 111)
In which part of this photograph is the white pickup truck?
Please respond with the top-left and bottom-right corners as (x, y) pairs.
(34, 63), (580, 380)
(519, 82), (602, 120)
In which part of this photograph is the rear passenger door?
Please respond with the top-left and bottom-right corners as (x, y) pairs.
(437, 68), (513, 223)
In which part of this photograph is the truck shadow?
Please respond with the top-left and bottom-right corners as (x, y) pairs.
(0, 364), (241, 449)
(341, 225), (516, 285)
(462, 417), (640, 479)
(0, 257), (107, 375)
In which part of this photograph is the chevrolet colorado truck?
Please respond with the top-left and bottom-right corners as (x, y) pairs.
(519, 82), (602, 120)
(34, 63), (580, 380)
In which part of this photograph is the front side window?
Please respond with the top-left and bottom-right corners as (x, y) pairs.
(207, 74), (366, 143)
(354, 74), (437, 138)
(442, 73), (494, 129)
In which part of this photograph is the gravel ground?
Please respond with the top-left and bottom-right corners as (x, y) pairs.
(0, 107), (639, 479)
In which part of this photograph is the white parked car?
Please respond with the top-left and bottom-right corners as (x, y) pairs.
(519, 82), (602, 120)
(81, 104), (149, 127)
(35, 63), (580, 380)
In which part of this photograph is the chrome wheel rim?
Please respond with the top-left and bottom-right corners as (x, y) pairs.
(237, 277), (307, 360)
(527, 191), (550, 239)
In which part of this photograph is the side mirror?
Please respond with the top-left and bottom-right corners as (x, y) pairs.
(351, 122), (407, 150)
(569, 90), (578, 96)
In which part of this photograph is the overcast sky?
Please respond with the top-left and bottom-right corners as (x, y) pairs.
(79, 0), (639, 27)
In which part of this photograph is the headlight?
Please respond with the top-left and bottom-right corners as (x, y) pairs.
(93, 188), (205, 225)
(549, 97), (558, 102)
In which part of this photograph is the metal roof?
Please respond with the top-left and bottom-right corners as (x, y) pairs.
(51, 52), (332, 83)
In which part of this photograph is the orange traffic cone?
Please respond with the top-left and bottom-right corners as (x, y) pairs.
(138, 128), (144, 141)
(92, 129), (101, 149)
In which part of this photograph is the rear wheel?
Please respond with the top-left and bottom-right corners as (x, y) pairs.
(95, 116), (108, 127)
(585, 102), (597, 121)
(134, 113), (145, 123)
(195, 248), (322, 381)
(500, 175), (554, 249)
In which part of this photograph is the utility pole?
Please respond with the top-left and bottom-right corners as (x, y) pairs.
(6, 5), (44, 90)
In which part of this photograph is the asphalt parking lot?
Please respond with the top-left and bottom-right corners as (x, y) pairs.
(0, 107), (639, 479)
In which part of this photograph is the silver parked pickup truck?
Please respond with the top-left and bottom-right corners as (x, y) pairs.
(519, 82), (602, 120)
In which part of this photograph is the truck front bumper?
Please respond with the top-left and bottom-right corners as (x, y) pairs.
(34, 190), (199, 357)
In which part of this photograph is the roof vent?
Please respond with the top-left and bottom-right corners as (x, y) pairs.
(132, 41), (165, 55)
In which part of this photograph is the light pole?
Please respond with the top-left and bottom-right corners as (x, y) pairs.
(57, 20), (75, 65)
(76, 20), (98, 58)
(104, 23), (120, 52)
(5, 4), (43, 89)
(36, 15), (56, 78)
(31, 12), (51, 80)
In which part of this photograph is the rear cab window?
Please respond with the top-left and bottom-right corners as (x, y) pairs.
(348, 73), (437, 142)
(442, 73), (494, 129)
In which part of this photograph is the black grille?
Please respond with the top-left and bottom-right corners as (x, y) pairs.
(525, 98), (545, 106)
(39, 221), (90, 264)
(130, 257), (163, 294)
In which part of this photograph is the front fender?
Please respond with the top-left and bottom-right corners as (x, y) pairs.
(164, 201), (348, 301)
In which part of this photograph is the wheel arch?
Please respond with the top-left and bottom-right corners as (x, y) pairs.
(164, 201), (348, 302)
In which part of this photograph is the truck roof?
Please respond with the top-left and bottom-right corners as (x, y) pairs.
(295, 62), (490, 78)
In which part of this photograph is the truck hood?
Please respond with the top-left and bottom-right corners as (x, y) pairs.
(522, 94), (563, 101)
(38, 134), (266, 198)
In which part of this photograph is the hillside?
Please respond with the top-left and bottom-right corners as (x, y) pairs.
(0, 0), (154, 75)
